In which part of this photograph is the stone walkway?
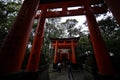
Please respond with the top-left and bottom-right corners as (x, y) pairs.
(49, 64), (84, 80)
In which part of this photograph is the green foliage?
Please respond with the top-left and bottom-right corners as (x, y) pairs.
(77, 34), (92, 55)
(98, 15), (120, 56)
(0, 0), (22, 46)
(61, 19), (80, 37)
(98, 16), (120, 40)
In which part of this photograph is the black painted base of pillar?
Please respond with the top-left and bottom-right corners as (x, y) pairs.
(97, 73), (119, 80)
(0, 64), (50, 80)
(53, 63), (57, 69)
(21, 72), (39, 80)
(0, 72), (39, 80)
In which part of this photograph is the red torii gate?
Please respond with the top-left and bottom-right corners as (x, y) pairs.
(50, 37), (80, 64)
(0, 0), (120, 79)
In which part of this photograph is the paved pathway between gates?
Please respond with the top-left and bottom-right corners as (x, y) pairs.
(49, 64), (84, 80)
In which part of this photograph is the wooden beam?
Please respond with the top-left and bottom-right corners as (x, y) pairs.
(35, 5), (107, 18)
(45, 8), (85, 18)
(51, 43), (77, 48)
(39, 1), (82, 9)
(38, 0), (104, 9)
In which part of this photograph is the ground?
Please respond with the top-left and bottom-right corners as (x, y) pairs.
(49, 64), (84, 80)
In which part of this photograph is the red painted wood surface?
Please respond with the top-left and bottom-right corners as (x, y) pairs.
(0, 0), (39, 75)
(26, 9), (47, 72)
(84, 1), (115, 75)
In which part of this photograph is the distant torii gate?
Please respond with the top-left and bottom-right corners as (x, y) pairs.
(50, 37), (80, 65)
(1, 0), (120, 79)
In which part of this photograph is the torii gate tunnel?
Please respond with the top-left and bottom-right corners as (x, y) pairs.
(50, 37), (80, 65)
(0, 0), (120, 79)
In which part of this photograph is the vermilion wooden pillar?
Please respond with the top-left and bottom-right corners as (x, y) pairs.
(84, 2), (115, 76)
(54, 41), (58, 64)
(104, 0), (120, 26)
(71, 40), (76, 64)
(26, 9), (46, 72)
(0, 0), (39, 75)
